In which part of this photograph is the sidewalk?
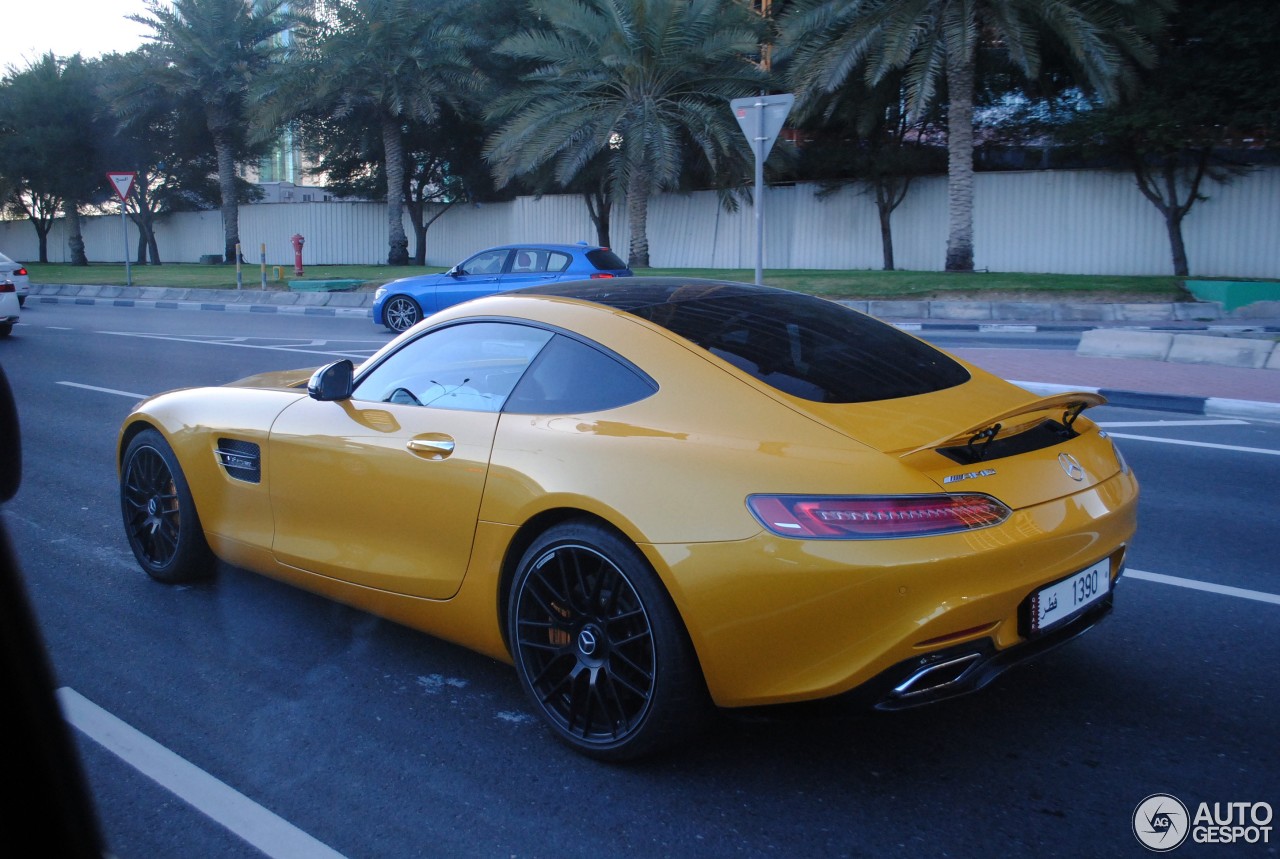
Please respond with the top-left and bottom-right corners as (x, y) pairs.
(952, 347), (1280, 421)
(26, 283), (1280, 421)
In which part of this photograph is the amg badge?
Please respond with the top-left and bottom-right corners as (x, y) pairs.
(944, 468), (996, 484)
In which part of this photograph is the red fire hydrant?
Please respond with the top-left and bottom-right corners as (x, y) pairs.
(291, 234), (305, 276)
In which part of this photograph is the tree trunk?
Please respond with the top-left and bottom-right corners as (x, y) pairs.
(944, 53), (976, 273)
(877, 196), (895, 272)
(210, 117), (240, 264)
(626, 179), (650, 268)
(36, 229), (50, 264)
(382, 115), (410, 267)
(585, 190), (612, 248)
(1165, 213), (1189, 277)
(1130, 149), (1211, 277)
(64, 202), (88, 266)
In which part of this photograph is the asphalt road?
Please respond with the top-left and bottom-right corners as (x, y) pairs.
(2, 304), (1277, 858)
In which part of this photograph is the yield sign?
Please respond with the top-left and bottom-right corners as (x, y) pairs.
(107, 171), (137, 201)
(730, 94), (795, 160)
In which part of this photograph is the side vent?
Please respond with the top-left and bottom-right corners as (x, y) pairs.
(216, 439), (261, 483)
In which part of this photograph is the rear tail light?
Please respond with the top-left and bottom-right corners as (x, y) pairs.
(0, 283), (14, 293)
(589, 273), (616, 278)
(13, 268), (26, 277)
(747, 494), (1011, 540)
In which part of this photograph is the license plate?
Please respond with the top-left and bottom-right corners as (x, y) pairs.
(1029, 559), (1110, 633)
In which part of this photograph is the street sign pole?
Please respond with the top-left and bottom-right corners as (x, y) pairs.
(106, 172), (138, 286)
(730, 94), (794, 285)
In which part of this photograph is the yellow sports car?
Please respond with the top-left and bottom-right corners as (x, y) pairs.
(118, 279), (1138, 759)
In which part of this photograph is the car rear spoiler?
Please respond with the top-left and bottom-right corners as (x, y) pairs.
(895, 391), (1107, 459)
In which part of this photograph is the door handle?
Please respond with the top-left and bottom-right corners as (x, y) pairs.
(406, 436), (455, 460)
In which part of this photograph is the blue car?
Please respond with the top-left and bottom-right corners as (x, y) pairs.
(372, 243), (633, 332)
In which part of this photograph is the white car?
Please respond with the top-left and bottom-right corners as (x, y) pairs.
(0, 283), (18, 337)
(0, 253), (30, 307)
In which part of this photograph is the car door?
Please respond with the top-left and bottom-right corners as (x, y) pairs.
(435, 248), (511, 310)
(498, 248), (566, 289)
(267, 321), (553, 600)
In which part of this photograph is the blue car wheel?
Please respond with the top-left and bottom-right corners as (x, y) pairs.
(383, 295), (423, 333)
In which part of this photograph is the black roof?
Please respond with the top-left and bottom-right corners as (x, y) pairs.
(514, 277), (795, 312)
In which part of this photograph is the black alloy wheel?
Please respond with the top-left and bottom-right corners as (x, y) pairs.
(384, 295), (422, 333)
(508, 521), (708, 760)
(120, 429), (215, 583)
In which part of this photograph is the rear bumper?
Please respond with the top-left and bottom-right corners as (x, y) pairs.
(857, 591), (1114, 711)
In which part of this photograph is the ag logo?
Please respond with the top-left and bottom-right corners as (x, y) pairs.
(1134, 794), (1190, 851)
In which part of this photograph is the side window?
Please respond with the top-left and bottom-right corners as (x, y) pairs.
(461, 249), (510, 275)
(546, 252), (572, 273)
(354, 322), (553, 412)
(505, 335), (657, 414)
(512, 250), (543, 272)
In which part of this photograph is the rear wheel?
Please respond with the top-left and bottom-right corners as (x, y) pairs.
(120, 429), (216, 583)
(0, 323), (10, 338)
(383, 295), (422, 333)
(508, 520), (708, 760)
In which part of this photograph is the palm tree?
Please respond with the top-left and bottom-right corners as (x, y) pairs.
(126, 0), (296, 263)
(262, 0), (481, 266)
(778, 0), (1165, 272)
(484, 0), (768, 268)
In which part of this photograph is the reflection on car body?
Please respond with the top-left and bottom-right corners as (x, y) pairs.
(118, 278), (1138, 759)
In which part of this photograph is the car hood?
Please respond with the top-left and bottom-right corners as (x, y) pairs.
(225, 367), (317, 390)
(383, 273), (450, 290)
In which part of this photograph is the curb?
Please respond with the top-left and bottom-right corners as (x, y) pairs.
(35, 292), (372, 319)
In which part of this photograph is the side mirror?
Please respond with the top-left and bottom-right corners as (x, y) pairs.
(308, 360), (354, 401)
(448, 265), (464, 277)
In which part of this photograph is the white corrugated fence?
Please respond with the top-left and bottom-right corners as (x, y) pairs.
(2, 167), (1276, 278)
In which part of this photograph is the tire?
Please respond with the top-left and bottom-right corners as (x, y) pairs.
(383, 295), (422, 333)
(0, 323), (10, 338)
(508, 520), (709, 760)
(17, 296), (24, 307)
(120, 428), (216, 583)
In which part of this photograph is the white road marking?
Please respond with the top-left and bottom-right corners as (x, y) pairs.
(1125, 570), (1280, 607)
(1105, 432), (1280, 456)
(1098, 420), (1247, 428)
(99, 331), (374, 359)
(58, 381), (147, 399)
(57, 688), (347, 859)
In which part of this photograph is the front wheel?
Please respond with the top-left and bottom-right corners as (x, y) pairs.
(508, 521), (709, 760)
(383, 295), (422, 333)
(120, 428), (216, 583)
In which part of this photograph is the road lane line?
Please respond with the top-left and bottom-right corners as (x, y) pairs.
(58, 382), (147, 399)
(1124, 570), (1280, 606)
(57, 688), (347, 859)
(99, 330), (376, 359)
(1097, 420), (1247, 428)
(1105, 432), (1280, 456)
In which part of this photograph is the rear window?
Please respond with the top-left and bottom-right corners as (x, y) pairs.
(627, 291), (970, 403)
(585, 249), (628, 271)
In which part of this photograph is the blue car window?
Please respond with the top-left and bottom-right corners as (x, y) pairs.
(463, 249), (509, 275)
(354, 322), (553, 412)
(546, 252), (572, 273)
(512, 250), (539, 272)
